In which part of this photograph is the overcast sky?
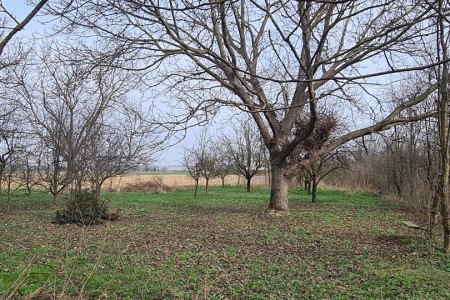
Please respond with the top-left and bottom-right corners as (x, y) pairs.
(1, 0), (236, 166)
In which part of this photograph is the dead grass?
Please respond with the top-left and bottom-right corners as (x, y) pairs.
(105, 173), (271, 192)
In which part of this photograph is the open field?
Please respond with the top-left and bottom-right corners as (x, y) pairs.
(0, 172), (271, 193)
(0, 187), (449, 299)
(107, 173), (270, 191)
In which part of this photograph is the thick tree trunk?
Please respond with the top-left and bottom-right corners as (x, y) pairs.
(221, 177), (225, 188)
(437, 0), (450, 253)
(268, 163), (289, 212)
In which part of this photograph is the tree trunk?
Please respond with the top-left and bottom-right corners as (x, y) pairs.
(437, 0), (450, 252)
(0, 164), (5, 193)
(116, 175), (123, 192)
(246, 177), (251, 192)
(52, 193), (57, 206)
(430, 192), (440, 226)
(194, 179), (199, 198)
(392, 169), (402, 197)
(307, 179), (312, 195)
(205, 178), (209, 194)
(94, 180), (102, 202)
(441, 194), (450, 252)
(268, 163), (289, 212)
(221, 176), (225, 188)
(6, 179), (11, 210)
(311, 174), (318, 203)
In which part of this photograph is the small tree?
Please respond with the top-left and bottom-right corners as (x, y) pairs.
(225, 119), (266, 192)
(36, 140), (69, 202)
(3, 152), (24, 205)
(306, 150), (349, 202)
(18, 151), (40, 196)
(200, 152), (217, 194)
(183, 148), (202, 198)
(213, 141), (232, 188)
(84, 103), (162, 200)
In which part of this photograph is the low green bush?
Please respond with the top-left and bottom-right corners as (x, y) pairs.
(54, 190), (119, 225)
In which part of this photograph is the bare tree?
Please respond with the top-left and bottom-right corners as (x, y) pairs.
(84, 103), (163, 199)
(225, 118), (266, 192)
(183, 131), (218, 195)
(18, 149), (40, 196)
(289, 111), (340, 201)
(0, 107), (31, 207)
(200, 152), (217, 194)
(15, 46), (134, 193)
(212, 140), (232, 188)
(0, 116), (14, 192)
(2, 148), (24, 205)
(35, 136), (68, 201)
(306, 150), (349, 203)
(183, 147), (202, 198)
(49, 0), (443, 212)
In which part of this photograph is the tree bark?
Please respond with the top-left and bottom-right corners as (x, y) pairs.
(268, 163), (289, 212)
(307, 180), (312, 195)
(246, 177), (251, 192)
(194, 179), (199, 198)
(205, 178), (209, 194)
(437, 0), (450, 252)
(0, 165), (4, 192)
(311, 174), (318, 203)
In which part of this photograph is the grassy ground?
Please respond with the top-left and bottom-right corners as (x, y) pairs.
(0, 187), (449, 299)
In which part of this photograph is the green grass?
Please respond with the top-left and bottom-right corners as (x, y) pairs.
(0, 187), (449, 299)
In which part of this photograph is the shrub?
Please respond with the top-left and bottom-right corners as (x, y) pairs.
(121, 178), (175, 192)
(54, 190), (119, 225)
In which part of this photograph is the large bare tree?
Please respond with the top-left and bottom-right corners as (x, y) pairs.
(11, 45), (153, 197)
(50, 0), (443, 212)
